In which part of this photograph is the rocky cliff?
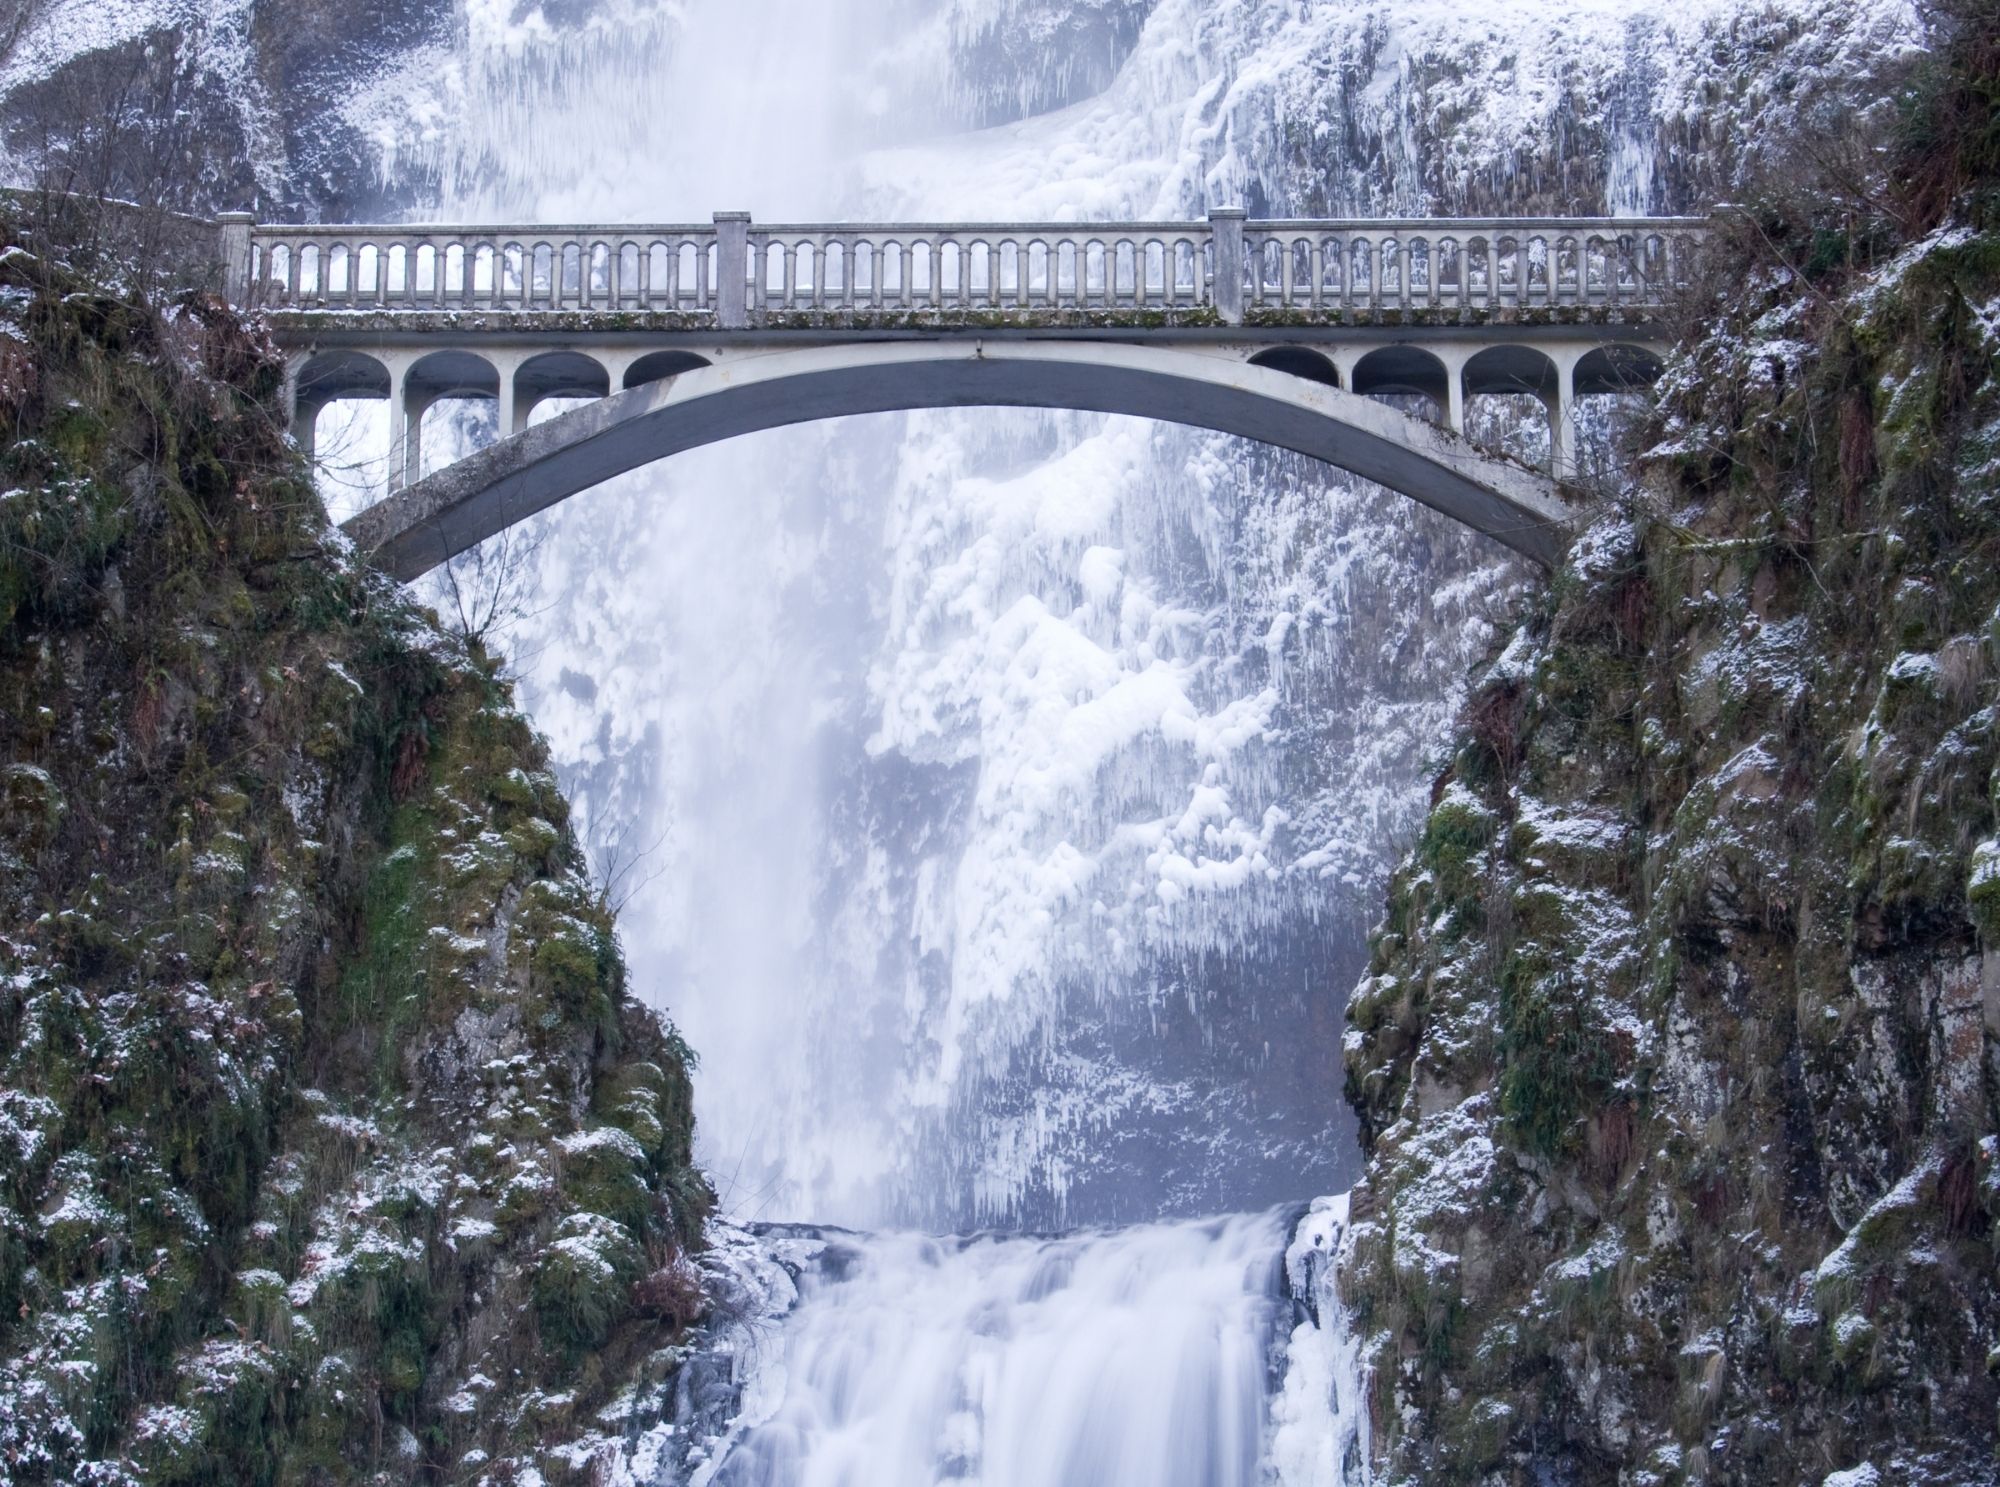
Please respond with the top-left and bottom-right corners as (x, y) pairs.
(1340, 8), (2000, 1480)
(0, 221), (704, 1484)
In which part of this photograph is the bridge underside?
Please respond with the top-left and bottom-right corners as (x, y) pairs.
(330, 339), (1584, 580)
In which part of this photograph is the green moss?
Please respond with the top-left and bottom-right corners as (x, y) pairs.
(559, 1127), (654, 1235)
(1968, 838), (2000, 939)
(533, 1214), (643, 1354)
(1497, 951), (1614, 1159)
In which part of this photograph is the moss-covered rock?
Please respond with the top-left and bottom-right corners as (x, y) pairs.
(1340, 15), (2000, 1478)
(0, 216), (708, 1483)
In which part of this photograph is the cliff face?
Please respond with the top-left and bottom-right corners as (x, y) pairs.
(1, 0), (458, 219)
(0, 226), (704, 1484)
(1340, 15), (2000, 1482)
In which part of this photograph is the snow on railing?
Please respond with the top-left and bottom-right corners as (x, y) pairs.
(229, 210), (1708, 324)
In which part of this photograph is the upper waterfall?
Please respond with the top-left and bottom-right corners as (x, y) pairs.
(295, 0), (1917, 1231)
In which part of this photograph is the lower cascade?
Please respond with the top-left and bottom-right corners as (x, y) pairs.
(672, 1201), (1368, 1487)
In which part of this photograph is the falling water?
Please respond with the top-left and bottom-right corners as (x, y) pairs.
(372, 0), (1550, 1233)
(679, 1201), (1368, 1486)
(292, 0), (1880, 1475)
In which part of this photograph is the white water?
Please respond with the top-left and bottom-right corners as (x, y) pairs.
(680, 1202), (1367, 1487)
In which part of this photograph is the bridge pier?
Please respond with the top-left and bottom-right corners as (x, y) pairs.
(1546, 348), (1582, 483)
(715, 212), (751, 330)
(1209, 207), (1246, 326)
(387, 362), (416, 492)
(498, 364), (522, 439)
(1433, 344), (1472, 436)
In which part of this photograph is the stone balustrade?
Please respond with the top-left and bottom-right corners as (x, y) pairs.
(228, 210), (1708, 326)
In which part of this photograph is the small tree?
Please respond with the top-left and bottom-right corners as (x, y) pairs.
(435, 517), (554, 656)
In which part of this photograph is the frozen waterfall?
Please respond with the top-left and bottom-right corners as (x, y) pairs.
(665, 1201), (1368, 1487)
(283, 0), (1895, 1473)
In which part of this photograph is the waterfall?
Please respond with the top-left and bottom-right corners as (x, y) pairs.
(667, 1202), (1369, 1486)
(276, 0), (1910, 1474)
(366, 0), (1546, 1232)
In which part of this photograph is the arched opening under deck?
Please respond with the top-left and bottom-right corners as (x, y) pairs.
(1463, 344), (1561, 471)
(1351, 346), (1450, 424)
(517, 351), (611, 426)
(624, 351), (713, 390)
(1576, 344), (1665, 395)
(406, 351), (502, 481)
(1248, 347), (1341, 391)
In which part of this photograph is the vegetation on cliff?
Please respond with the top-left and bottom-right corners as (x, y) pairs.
(1341, 3), (2000, 1480)
(0, 218), (707, 1484)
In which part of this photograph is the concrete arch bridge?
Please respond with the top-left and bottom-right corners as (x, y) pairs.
(222, 210), (1706, 578)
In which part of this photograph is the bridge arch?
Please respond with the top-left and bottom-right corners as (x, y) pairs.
(338, 339), (1573, 582)
(624, 350), (713, 390)
(1463, 344), (1558, 399)
(294, 350), (392, 465)
(406, 350), (500, 404)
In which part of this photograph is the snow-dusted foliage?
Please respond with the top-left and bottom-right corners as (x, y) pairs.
(0, 251), (707, 1482)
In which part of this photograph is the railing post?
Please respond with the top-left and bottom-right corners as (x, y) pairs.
(1209, 207), (1245, 325)
(219, 211), (254, 305)
(715, 211), (751, 328)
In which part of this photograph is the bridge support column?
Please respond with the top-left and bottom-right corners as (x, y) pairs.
(386, 363), (412, 493)
(1435, 345), (1471, 436)
(1547, 349), (1580, 483)
(403, 393), (433, 489)
(498, 365), (522, 438)
(293, 402), (323, 464)
(1209, 208), (1245, 325)
(280, 354), (303, 445)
